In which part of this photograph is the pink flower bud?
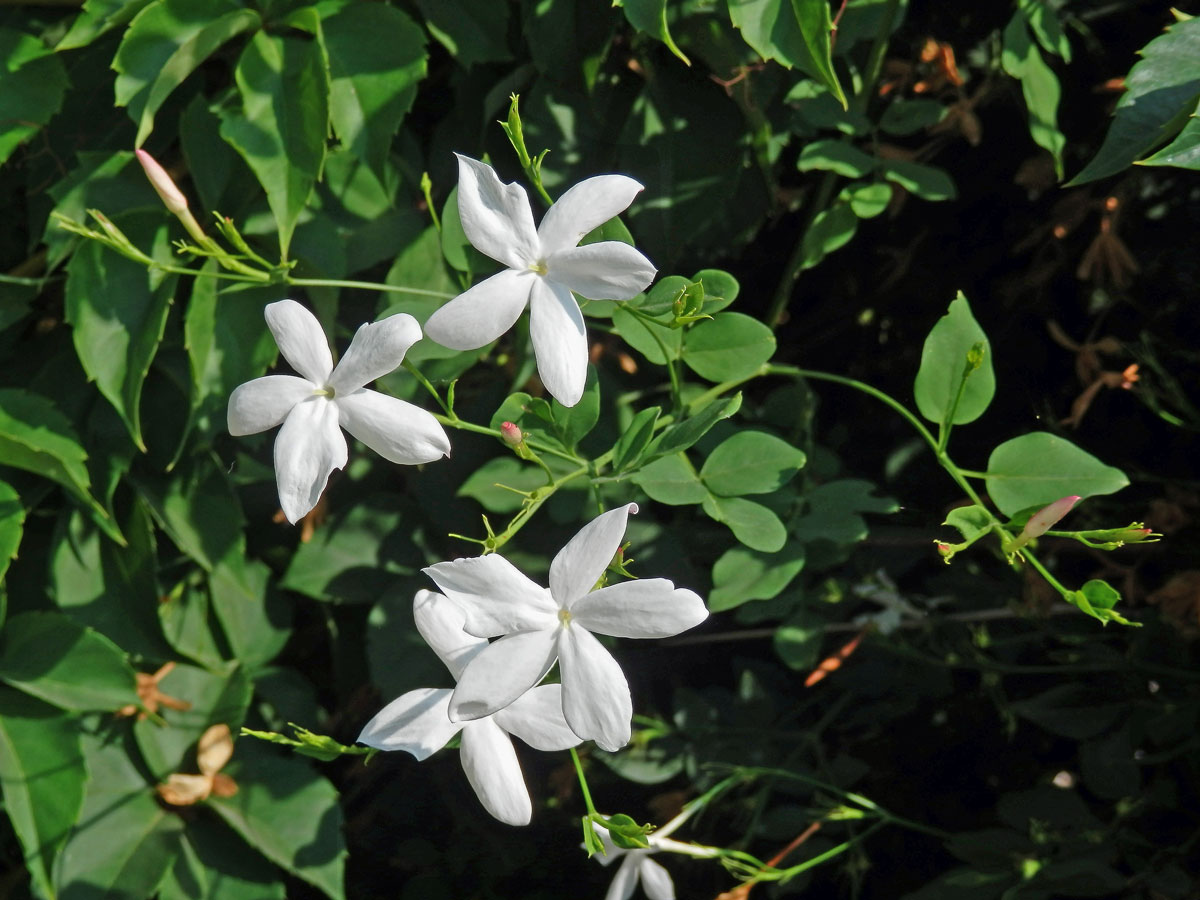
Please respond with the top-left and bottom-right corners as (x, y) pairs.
(499, 421), (523, 447)
(1020, 495), (1081, 542)
(135, 149), (189, 217)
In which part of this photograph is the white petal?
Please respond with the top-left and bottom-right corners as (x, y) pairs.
(537, 176), (643, 259)
(264, 299), (333, 384)
(424, 268), (535, 351)
(455, 154), (540, 269)
(356, 688), (461, 760)
(336, 388), (451, 465)
(558, 627), (631, 752)
(606, 855), (642, 900)
(328, 313), (421, 395)
(571, 581), (707, 639)
(412, 589), (487, 681)
(639, 857), (676, 900)
(273, 396), (347, 524)
(227, 375), (312, 436)
(546, 243), (656, 301)
(423, 555), (557, 637)
(460, 718), (532, 826)
(449, 629), (559, 721)
(528, 277), (588, 407)
(494, 684), (582, 751)
(550, 504), (637, 608)
(537, 174), (645, 256)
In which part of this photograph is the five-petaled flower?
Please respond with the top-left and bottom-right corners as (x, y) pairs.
(227, 299), (451, 523)
(423, 503), (708, 752)
(357, 590), (581, 826)
(424, 155), (657, 407)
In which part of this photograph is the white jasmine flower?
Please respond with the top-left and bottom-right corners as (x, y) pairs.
(423, 504), (707, 752)
(357, 590), (581, 826)
(227, 300), (450, 523)
(591, 827), (698, 900)
(424, 155), (657, 407)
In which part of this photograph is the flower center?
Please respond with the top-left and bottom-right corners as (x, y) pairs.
(529, 259), (549, 276)
(313, 385), (335, 398)
(557, 608), (573, 627)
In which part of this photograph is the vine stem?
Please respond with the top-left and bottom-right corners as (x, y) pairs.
(570, 748), (597, 816)
(287, 277), (455, 298)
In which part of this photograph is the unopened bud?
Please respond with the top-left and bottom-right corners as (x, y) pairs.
(135, 148), (207, 244)
(1020, 495), (1081, 542)
(499, 421), (523, 447)
(136, 149), (189, 217)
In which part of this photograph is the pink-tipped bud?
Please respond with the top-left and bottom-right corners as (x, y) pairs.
(135, 149), (189, 217)
(499, 421), (523, 447)
(1020, 495), (1081, 542)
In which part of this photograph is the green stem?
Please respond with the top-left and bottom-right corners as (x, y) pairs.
(956, 468), (989, 478)
(620, 303), (683, 410)
(432, 414), (582, 465)
(773, 821), (887, 881)
(570, 748), (597, 816)
(766, 172), (839, 330)
(151, 262), (268, 283)
(853, 0), (903, 115)
(403, 360), (452, 416)
(287, 277), (455, 298)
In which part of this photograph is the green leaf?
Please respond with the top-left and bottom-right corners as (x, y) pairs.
(51, 505), (172, 659)
(323, 3), (427, 182)
(184, 275), (280, 446)
(702, 495), (787, 552)
(881, 160), (956, 200)
(773, 610), (823, 670)
(799, 201), (858, 269)
(65, 215), (177, 450)
(879, 97), (946, 135)
(552, 366), (600, 447)
(209, 743), (347, 900)
(134, 455), (243, 571)
(160, 817), (287, 900)
(612, 406), (661, 473)
(59, 0), (156, 50)
(613, 304), (681, 365)
(0, 389), (118, 541)
(1002, 12), (1065, 178)
(219, 28), (330, 259)
(0, 612), (137, 712)
(943, 505), (992, 542)
(0, 689), (87, 899)
(619, 0), (690, 65)
(0, 481), (23, 586)
(1140, 111), (1200, 169)
(280, 496), (414, 604)
(1019, 0), (1070, 60)
(133, 664), (251, 778)
(791, 479), (898, 546)
(159, 579), (225, 669)
(914, 292), (996, 426)
(55, 732), (183, 899)
(700, 431), (806, 496)
(682, 313), (775, 382)
(1069, 16), (1200, 184)
(209, 556), (291, 671)
(0, 29), (68, 167)
(709, 543), (806, 612)
(413, 0), (512, 67)
(631, 453), (709, 506)
(728, 0), (845, 105)
(650, 392), (743, 458)
(797, 140), (876, 178)
(114, 0), (262, 146)
(1010, 684), (1126, 740)
(986, 433), (1129, 517)
(845, 182), (892, 219)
